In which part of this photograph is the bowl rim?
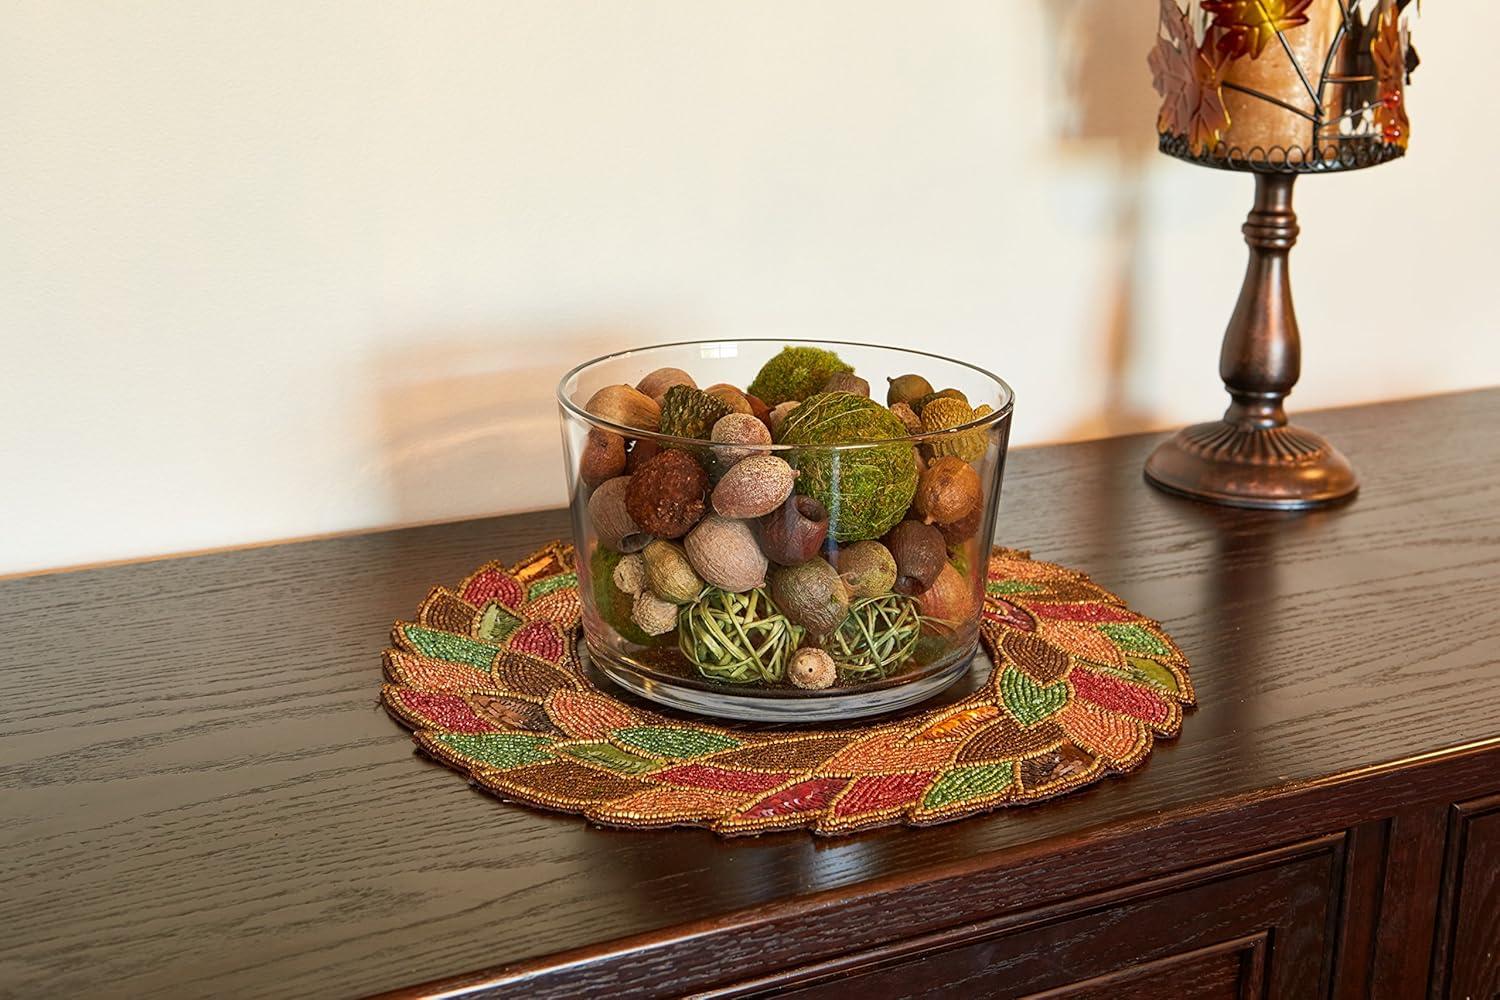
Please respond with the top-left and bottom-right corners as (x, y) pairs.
(555, 337), (1015, 451)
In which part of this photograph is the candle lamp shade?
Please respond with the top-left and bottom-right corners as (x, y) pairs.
(1145, 0), (1421, 508)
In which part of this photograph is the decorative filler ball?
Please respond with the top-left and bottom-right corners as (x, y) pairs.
(777, 391), (918, 542)
(659, 384), (732, 441)
(590, 546), (659, 646)
(678, 587), (805, 684)
(747, 346), (853, 407)
(920, 398), (994, 463)
(787, 647), (837, 690)
(828, 592), (923, 680)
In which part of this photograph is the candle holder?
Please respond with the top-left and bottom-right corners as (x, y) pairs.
(1144, 0), (1421, 509)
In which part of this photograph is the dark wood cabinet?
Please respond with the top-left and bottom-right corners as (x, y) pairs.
(3, 390), (1499, 998)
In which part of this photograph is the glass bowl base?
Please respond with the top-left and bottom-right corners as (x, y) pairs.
(583, 637), (982, 723)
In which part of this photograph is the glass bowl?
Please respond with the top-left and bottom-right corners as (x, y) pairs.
(556, 339), (1013, 722)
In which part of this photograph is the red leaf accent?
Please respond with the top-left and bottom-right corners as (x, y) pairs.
(509, 621), (565, 662)
(461, 567), (524, 608)
(983, 599), (1036, 631)
(1026, 602), (1134, 624)
(833, 772), (937, 817)
(655, 764), (792, 795)
(741, 777), (849, 818)
(1071, 668), (1172, 725)
(392, 690), (498, 734)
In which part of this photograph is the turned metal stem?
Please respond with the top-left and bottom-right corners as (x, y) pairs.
(1221, 173), (1301, 431)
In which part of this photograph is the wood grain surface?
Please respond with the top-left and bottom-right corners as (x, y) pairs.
(2, 390), (1498, 998)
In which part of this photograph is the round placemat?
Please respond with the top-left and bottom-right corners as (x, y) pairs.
(381, 542), (1194, 836)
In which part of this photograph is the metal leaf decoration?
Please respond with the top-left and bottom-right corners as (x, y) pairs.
(1202, 0), (1315, 60)
(1150, 0), (1231, 156)
(1371, 4), (1411, 148)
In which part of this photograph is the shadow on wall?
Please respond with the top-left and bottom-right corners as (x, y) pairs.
(1042, 0), (1166, 442)
(366, 327), (659, 527)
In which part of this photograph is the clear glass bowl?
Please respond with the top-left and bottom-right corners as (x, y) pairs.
(556, 339), (1013, 722)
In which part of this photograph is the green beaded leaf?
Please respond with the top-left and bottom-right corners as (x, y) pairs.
(527, 573), (577, 602)
(1000, 666), (1069, 727)
(402, 625), (502, 669)
(986, 579), (1044, 596)
(922, 762), (1015, 810)
(559, 741), (662, 775)
(476, 603), (523, 643)
(616, 726), (741, 759)
(433, 732), (553, 769)
(1099, 623), (1171, 657)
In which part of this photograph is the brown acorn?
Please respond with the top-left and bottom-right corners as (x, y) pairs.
(884, 520), (946, 593)
(886, 373), (934, 407)
(684, 515), (768, 593)
(625, 449), (708, 539)
(912, 456), (982, 526)
(936, 502), (983, 545)
(636, 367), (697, 403)
(757, 494), (829, 566)
(915, 562), (978, 633)
(822, 372), (870, 397)
(745, 393), (772, 428)
(836, 540), (897, 598)
(889, 401), (922, 435)
(769, 558), (851, 634)
(579, 428), (627, 488)
(712, 454), (796, 519)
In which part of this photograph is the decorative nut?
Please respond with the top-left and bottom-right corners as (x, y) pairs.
(712, 454), (797, 519)
(684, 515), (768, 593)
(757, 494), (829, 566)
(588, 476), (650, 553)
(585, 384), (661, 431)
(625, 449), (708, 539)
(579, 428), (627, 488)
(787, 647), (837, 690)
(636, 367), (697, 402)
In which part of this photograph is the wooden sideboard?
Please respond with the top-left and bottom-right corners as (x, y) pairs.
(2, 390), (1498, 998)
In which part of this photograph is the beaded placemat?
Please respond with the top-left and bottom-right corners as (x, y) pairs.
(381, 542), (1193, 836)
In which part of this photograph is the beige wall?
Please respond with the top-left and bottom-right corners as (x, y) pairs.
(3, 1), (1495, 574)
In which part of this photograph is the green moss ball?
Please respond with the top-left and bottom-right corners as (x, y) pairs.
(747, 347), (853, 407)
(777, 391), (919, 542)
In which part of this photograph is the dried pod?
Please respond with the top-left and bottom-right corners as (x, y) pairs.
(684, 515), (767, 593)
(659, 384), (731, 440)
(710, 412), (772, 468)
(767, 401), (800, 439)
(913, 456), (982, 525)
(625, 449), (708, 539)
(886, 374), (934, 407)
(915, 562), (977, 633)
(836, 540), (897, 598)
(936, 502), (983, 545)
(585, 384), (661, 431)
(920, 398), (991, 463)
(612, 552), (647, 595)
(625, 437), (661, 473)
(745, 393), (772, 428)
(712, 454), (796, 519)
(704, 383), (754, 416)
(641, 540), (704, 605)
(588, 476), (650, 553)
(757, 494), (829, 566)
(822, 372), (870, 397)
(579, 428), (627, 488)
(787, 647), (837, 690)
(889, 401), (922, 435)
(636, 367), (697, 402)
(631, 590), (680, 636)
(884, 520), (946, 592)
(769, 558), (851, 635)
(913, 388), (968, 414)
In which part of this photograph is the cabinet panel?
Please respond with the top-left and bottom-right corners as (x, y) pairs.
(763, 841), (1335, 1000)
(1437, 796), (1500, 999)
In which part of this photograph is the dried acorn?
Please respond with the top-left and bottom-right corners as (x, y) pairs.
(684, 515), (768, 593)
(884, 520), (947, 593)
(579, 428), (627, 488)
(886, 373), (934, 407)
(913, 388), (968, 414)
(712, 454), (797, 519)
(912, 456), (982, 525)
(625, 449), (708, 539)
(757, 494), (829, 566)
(822, 372), (870, 397)
(588, 476), (650, 553)
(915, 563), (977, 633)
(836, 540), (897, 598)
(889, 401), (922, 435)
(770, 558), (851, 635)
(631, 589), (680, 636)
(787, 647), (837, 690)
(936, 502), (983, 545)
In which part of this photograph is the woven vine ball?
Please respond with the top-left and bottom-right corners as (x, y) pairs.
(678, 586), (804, 684)
(829, 592), (923, 680)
